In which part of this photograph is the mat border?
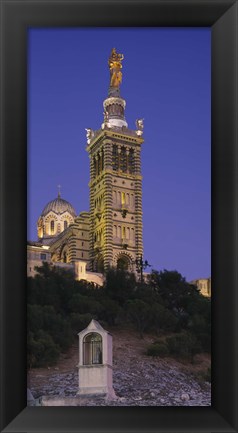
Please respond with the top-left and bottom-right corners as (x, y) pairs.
(0, 0), (237, 432)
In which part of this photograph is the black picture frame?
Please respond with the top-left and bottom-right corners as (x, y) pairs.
(0, 0), (237, 432)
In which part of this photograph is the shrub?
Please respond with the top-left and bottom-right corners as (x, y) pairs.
(100, 298), (123, 326)
(166, 332), (201, 360)
(70, 313), (93, 335)
(68, 294), (102, 315)
(196, 332), (211, 353)
(28, 304), (73, 352)
(149, 303), (178, 332)
(204, 366), (211, 382)
(188, 312), (211, 353)
(27, 330), (60, 368)
(147, 342), (169, 357)
(126, 299), (150, 338)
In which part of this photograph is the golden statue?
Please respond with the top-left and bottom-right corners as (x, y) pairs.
(108, 48), (124, 88)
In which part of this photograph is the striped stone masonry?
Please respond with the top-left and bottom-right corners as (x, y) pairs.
(134, 148), (143, 259)
(86, 82), (144, 273)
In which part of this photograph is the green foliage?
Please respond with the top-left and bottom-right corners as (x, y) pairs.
(28, 304), (73, 351)
(28, 264), (76, 314)
(27, 264), (211, 368)
(27, 330), (60, 368)
(69, 313), (94, 335)
(149, 269), (199, 315)
(146, 342), (169, 357)
(147, 331), (204, 361)
(104, 268), (136, 305)
(68, 293), (103, 316)
(204, 366), (211, 382)
(100, 298), (123, 326)
(196, 331), (211, 353)
(187, 305), (211, 353)
(149, 303), (178, 333)
(166, 332), (201, 361)
(126, 299), (151, 338)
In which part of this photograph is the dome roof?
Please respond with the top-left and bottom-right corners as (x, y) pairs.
(41, 195), (77, 218)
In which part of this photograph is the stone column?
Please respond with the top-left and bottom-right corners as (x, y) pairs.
(89, 151), (96, 270)
(134, 147), (143, 259)
(103, 140), (113, 269)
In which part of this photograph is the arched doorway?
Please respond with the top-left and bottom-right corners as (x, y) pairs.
(117, 255), (130, 271)
(60, 244), (69, 263)
(95, 254), (104, 273)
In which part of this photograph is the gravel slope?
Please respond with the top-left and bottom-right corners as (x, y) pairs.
(28, 329), (211, 406)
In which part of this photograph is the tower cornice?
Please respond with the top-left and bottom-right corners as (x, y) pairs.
(88, 171), (143, 188)
(86, 129), (144, 153)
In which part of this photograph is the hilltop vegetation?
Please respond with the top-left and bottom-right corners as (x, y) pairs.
(27, 263), (211, 368)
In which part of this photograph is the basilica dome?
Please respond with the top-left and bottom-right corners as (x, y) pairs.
(41, 196), (76, 218)
(37, 192), (77, 244)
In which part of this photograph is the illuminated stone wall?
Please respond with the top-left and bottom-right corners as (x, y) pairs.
(87, 127), (143, 272)
(49, 212), (90, 265)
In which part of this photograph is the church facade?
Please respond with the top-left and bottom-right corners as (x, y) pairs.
(28, 49), (144, 278)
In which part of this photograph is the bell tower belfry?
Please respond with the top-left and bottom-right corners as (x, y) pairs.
(86, 48), (144, 273)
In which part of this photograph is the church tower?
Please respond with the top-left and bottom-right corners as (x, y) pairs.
(86, 49), (144, 273)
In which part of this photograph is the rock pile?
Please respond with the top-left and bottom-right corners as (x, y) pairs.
(28, 330), (211, 406)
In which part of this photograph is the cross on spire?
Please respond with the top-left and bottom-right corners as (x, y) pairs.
(57, 184), (61, 198)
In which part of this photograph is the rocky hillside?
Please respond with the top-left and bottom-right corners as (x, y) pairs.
(28, 329), (211, 406)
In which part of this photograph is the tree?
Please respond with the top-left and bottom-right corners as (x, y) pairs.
(27, 330), (60, 368)
(126, 299), (150, 338)
(69, 313), (94, 335)
(149, 269), (200, 322)
(166, 332), (201, 362)
(100, 298), (123, 326)
(103, 268), (136, 305)
(188, 313), (211, 353)
(27, 304), (73, 353)
(68, 293), (103, 316)
(149, 303), (178, 333)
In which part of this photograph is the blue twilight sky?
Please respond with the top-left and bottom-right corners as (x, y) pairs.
(28, 27), (211, 282)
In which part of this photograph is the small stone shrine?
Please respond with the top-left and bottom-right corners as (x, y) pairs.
(77, 319), (115, 398)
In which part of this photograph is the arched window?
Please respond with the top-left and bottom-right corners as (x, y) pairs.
(128, 149), (134, 174)
(118, 225), (121, 238)
(83, 332), (102, 365)
(131, 228), (135, 241)
(50, 220), (55, 234)
(120, 147), (127, 172)
(64, 220), (68, 230)
(112, 145), (119, 171)
(97, 153), (101, 175)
